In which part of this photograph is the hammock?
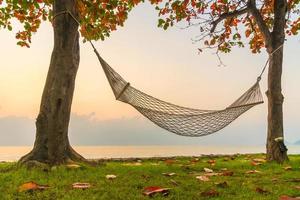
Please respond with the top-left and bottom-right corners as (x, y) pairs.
(91, 45), (264, 137)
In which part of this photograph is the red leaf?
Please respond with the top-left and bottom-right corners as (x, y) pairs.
(279, 195), (300, 200)
(143, 186), (170, 196)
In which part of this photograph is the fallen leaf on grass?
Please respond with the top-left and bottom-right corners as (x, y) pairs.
(288, 178), (300, 182)
(72, 182), (91, 189)
(279, 195), (300, 200)
(223, 157), (230, 161)
(123, 162), (142, 166)
(294, 186), (300, 190)
(253, 158), (266, 163)
(246, 170), (261, 174)
(283, 166), (292, 171)
(272, 178), (279, 182)
(207, 160), (216, 166)
(246, 155), (253, 159)
(19, 181), (49, 192)
(200, 189), (219, 197)
(250, 158), (266, 166)
(162, 172), (176, 177)
(222, 171), (234, 176)
(251, 161), (262, 166)
(150, 163), (160, 166)
(164, 159), (176, 165)
(170, 179), (179, 186)
(205, 172), (222, 177)
(215, 181), (228, 188)
(141, 174), (151, 179)
(196, 176), (210, 182)
(66, 164), (81, 169)
(204, 168), (213, 173)
(181, 165), (192, 170)
(190, 158), (199, 163)
(143, 186), (170, 196)
(106, 174), (117, 180)
(256, 187), (270, 194)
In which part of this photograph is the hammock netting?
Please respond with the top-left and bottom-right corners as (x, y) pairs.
(94, 49), (264, 137)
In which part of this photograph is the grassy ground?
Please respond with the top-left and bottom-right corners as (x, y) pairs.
(0, 154), (299, 200)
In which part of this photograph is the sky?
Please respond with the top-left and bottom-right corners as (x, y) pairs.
(0, 2), (299, 146)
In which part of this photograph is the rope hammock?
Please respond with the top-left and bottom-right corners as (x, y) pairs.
(54, 10), (283, 137)
(89, 43), (264, 137)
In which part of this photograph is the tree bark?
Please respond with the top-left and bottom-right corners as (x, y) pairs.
(266, 45), (288, 163)
(266, 0), (288, 163)
(19, 0), (85, 165)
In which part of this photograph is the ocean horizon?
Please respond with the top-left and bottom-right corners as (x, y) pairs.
(1, 145), (299, 162)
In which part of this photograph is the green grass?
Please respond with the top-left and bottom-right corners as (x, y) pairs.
(0, 154), (300, 200)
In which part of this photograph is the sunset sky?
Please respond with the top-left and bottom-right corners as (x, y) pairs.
(0, 2), (299, 146)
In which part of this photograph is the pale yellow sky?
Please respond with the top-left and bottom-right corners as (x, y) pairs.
(0, 2), (299, 124)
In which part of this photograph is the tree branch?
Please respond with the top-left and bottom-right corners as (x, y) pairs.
(248, 0), (272, 49)
(272, 0), (287, 45)
(210, 7), (249, 33)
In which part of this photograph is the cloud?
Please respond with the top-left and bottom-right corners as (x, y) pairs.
(0, 113), (298, 146)
(0, 116), (35, 145)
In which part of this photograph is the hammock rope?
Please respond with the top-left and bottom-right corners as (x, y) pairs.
(90, 43), (265, 136)
(58, 10), (283, 137)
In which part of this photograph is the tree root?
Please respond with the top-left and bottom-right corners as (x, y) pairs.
(18, 146), (103, 166)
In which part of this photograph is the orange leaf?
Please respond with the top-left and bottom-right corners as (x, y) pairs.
(251, 161), (262, 166)
(19, 181), (49, 192)
(245, 29), (251, 38)
(164, 159), (176, 165)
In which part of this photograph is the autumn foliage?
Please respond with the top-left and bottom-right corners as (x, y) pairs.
(150, 0), (300, 53)
(1, 0), (298, 51)
(0, 0), (142, 47)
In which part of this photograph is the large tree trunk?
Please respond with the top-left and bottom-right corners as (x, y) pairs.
(266, 0), (288, 163)
(19, 0), (85, 165)
(266, 45), (288, 163)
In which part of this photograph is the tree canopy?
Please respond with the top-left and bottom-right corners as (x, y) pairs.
(0, 0), (141, 47)
(151, 0), (300, 53)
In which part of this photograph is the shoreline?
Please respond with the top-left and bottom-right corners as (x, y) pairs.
(0, 145), (299, 162)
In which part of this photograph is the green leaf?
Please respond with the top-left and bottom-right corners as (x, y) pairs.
(163, 22), (169, 30)
(7, 25), (12, 31)
(158, 19), (165, 27)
